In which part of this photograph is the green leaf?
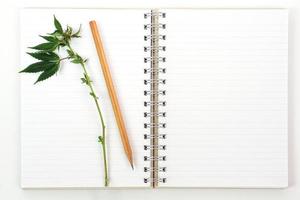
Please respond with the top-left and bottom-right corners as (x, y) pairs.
(72, 25), (81, 38)
(34, 63), (59, 84)
(54, 15), (63, 34)
(48, 30), (61, 37)
(81, 77), (87, 84)
(29, 42), (58, 51)
(39, 35), (58, 42)
(66, 25), (73, 35)
(98, 136), (103, 144)
(89, 92), (98, 99)
(20, 62), (57, 73)
(27, 51), (59, 61)
(67, 49), (74, 57)
(58, 43), (66, 48)
(83, 73), (92, 84)
(71, 54), (84, 64)
(71, 58), (82, 64)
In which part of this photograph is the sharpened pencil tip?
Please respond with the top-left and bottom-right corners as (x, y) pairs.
(130, 162), (134, 170)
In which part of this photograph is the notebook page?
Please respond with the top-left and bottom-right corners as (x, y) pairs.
(162, 9), (288, 188)
(20, 9), (147, 188)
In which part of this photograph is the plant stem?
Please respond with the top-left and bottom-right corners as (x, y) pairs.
(80, 62), (109, 186)
(59, 56), (71, 61)
(66, 42), (109, 186)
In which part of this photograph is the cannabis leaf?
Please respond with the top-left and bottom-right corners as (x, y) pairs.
(54, 15), (63, 34)
(72, 25), (81, 38)
(27, 52), (59, 61)
(39, 35), (58, 43)
(34, 63), (59, 84)
(29, 42), (59, 51)
(20, 61), (57, 73)
(21, 49), (61, 83)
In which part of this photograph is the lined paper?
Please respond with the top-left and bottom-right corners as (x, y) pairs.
(162, 9), (288, 188)
(20, 9), (147, 188)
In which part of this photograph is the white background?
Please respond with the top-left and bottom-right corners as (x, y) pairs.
(0, 0), (298, 199)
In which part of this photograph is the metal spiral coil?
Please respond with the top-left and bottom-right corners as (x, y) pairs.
(144, 57), (166, 63)
(144, 178), (167, 184)
(144, 46), (166, 52)
(144, 79), (166, 85)
(144, 167), (167, 172)
(144, 34), (166, 41)
(144, 90), (166, 96)
(144, 145), (166, 150)
(144, 101), (166, 107)
(144, 68), (166, 74)
(144, 134), (166, 139)
(144, 123), (166, 129)
(144, 12), (166, 19)
(144, 9), (167, 187)
(144, 112), (166, 117)
(144, 23), (166, 30)
(144, 156), (166, 161)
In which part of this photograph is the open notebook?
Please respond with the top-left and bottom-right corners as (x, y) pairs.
(20, 8), (288, 188)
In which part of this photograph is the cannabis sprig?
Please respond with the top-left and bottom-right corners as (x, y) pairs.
(20, 16), (82, 83)
(20, 16), (109, 186)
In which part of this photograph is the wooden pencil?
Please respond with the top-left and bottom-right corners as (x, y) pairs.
(89, 20), (134, 169)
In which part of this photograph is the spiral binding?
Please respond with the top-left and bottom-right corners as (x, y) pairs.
(143, 9), (167, 188)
